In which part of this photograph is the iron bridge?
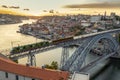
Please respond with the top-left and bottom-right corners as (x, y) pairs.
(7, 28), (120, 73)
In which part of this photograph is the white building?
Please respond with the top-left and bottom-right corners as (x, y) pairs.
(0, 55), (69, 80)
(81, 20), (91, 27)
(90, 16), (101, 23)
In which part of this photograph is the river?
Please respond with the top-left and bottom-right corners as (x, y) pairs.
(0, 19), (64, 66)
(0, 19), (120, 80)
(0, 20), (43, 50)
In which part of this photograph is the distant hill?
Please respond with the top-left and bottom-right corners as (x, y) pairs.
(0, 13), (29, 25)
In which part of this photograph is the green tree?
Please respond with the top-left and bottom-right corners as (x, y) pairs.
(51, 61), (58, 70)
(44, 61), (58, 70)
(14, 47), (20, 53)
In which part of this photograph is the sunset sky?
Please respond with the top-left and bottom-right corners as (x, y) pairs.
(0, 0), (120, 16)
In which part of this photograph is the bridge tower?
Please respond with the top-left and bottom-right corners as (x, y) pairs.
(27, 51), (36, 66)
(60, 46), (69, 69)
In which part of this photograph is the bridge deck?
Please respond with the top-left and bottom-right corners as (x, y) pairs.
(8, 28), (120, 60)
(79, 52), (117, 72)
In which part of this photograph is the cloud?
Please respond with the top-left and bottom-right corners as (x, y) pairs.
(9, 6), (20, 9)
(23, 8), (30, 11)
(43, 10), (47, 12)
(2, 5), (8, 8)
(63, 2), (120, 8)
(49, 9), (54, 13)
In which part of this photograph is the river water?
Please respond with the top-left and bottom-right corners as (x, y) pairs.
(0, 19), (65, 66)
(92, 59), (120, 80)
(0, 20), (119, 80)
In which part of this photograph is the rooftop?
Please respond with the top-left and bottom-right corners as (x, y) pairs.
(0, 54), (69, 80)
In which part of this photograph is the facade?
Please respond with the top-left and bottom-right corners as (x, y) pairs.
(0, 56), (69, 80)
(81, 20), (91, 27)
(0, 71), (34, 80)
(90, 16), (101, 23)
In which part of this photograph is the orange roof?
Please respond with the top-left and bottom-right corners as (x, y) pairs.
(0, 57), (69, 80)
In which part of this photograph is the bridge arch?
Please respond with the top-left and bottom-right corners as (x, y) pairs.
(62, 34), (119, 72)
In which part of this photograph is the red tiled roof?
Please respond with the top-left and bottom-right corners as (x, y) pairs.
(0, 57), (69, 80)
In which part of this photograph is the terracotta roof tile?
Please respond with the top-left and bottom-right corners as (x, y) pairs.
(0, 57), (69, 80)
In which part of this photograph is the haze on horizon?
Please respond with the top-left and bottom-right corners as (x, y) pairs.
(0, 0), (120, 16)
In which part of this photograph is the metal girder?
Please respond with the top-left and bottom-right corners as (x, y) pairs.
(9, 29), (120, 60)
(62, 34), (119, 73)
(61, 38), (92, 71)
(27, 51), (36, 66)
(80, 51), (118, 72)
(60, 46), (69, 69)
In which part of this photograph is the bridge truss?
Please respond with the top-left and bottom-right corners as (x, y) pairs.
(61, 33), (119, 73)
(6, 29), (120, 73)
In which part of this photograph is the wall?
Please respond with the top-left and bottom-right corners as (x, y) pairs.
(0, 71), (37, 80)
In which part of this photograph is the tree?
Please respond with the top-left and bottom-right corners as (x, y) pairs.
(44, 61), (58, 70)
(115, 15), (120, 21)
(13, 47), (20, 53)
(51, 61), (58, 70)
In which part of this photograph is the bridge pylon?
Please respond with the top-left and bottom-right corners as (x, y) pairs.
(60, 46), (69, 69)
(27, 51), (36, 66)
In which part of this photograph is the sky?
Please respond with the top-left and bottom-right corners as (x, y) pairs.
(0, 0), (120, 16)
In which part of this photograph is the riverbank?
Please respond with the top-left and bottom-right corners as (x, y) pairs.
(0, 21), (22, 25)
(91, 58), (120, 80)
(0, 14), (29, 25)
(0, 19), (43, 51)
(91, 61), (111, 80)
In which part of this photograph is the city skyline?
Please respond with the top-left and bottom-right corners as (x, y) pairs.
(0, 0), (120, 16)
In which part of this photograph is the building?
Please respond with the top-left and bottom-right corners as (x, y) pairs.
(0, 54), (69, 80)
(71, 72), (89, 80)
(110, 12), (116, 18)
(81, 20), (91, 27)
(90, 16), (101, 23)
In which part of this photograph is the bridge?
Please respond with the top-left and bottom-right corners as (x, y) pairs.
(6, 28), (120, 74)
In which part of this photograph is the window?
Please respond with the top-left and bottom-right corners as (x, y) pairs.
(5, 72), (8, 78)
(16, 75), (19, 80)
